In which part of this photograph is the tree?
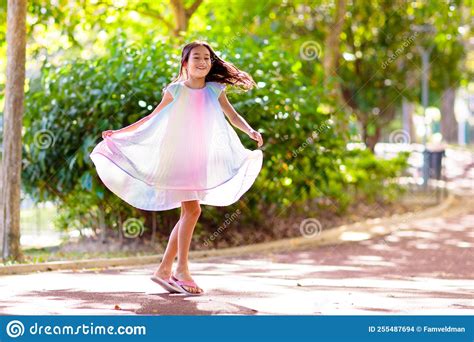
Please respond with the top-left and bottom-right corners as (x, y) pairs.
(427, 1), (468, 144)
(440, 87), (457, 142)
(337, 0), (414, 151)
(170, 0), (204, 35)
(334, 0), (467, 151)
(1, 0), (27, 261)
(323, 0), (349, 135)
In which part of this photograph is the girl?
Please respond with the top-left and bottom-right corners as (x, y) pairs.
(90, 41), (263, 295)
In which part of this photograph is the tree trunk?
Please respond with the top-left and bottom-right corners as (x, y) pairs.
(440, 87), (457, 143)
(323, 0), (348, 134)
(98, 204), (107, 243)
(361, 119), (370, 148)
(1, 0), (27, 262)
(402, 68), (418, 143)
(118, 212), (123, 245)
(170, 0), (203, 36)
(361, 117), (382, 153)
(170, 0), (187, 35)
(323, 0), (347, 89)
(151, 212), (157, 243)
(366, 126), (382, 153)
(402, 99), (416, 143)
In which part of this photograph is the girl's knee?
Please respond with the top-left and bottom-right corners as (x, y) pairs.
(185, 206), (201, 218)
(182, 200), (201, 218)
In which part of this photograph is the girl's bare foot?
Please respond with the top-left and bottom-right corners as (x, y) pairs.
(153, 264), (172, 279)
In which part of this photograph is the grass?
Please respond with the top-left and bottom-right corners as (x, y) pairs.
(20, 205), (58, 235)
(2, 247), (159, 266)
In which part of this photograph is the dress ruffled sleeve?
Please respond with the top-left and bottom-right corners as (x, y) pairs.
(164, 82), (181, 99)
(209, 82), (226, 97)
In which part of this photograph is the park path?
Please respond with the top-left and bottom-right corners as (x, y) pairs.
(1, 147), (472, 315)
(0, 198), (472, 315)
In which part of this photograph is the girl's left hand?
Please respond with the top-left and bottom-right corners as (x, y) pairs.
(102, 130), (116, 139)
(248, 129), (263, 147)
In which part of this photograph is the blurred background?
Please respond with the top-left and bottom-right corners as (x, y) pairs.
(0, 0), (472, 264)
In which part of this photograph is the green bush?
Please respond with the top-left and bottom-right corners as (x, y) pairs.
(343, 148), (410, 202)
(22, 32), (409, 238)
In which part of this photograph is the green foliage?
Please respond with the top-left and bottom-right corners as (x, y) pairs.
(22, 29), (410, 234)
(23, 35), (175, 200)
(335, 0), (468, 146)
(343, 149), (410, 202)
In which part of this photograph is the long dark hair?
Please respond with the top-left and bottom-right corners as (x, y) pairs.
(169, 40), (256, 91)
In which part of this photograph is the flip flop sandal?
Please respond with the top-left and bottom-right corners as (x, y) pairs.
(150, 275), (181, 293)
(170, 274), (204, 295)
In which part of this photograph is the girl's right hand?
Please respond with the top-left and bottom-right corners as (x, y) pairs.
(102, 130), (115, 139)
(248, 129), (263, 147)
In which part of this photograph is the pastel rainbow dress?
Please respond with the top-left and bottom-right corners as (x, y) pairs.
(89, 80), (263, 211)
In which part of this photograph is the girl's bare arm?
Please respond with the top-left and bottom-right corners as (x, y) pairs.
(218, 92), (263, 147)
(111, 91), (174, 134)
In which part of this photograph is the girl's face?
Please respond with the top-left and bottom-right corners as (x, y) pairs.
(184, 45), (212, 79)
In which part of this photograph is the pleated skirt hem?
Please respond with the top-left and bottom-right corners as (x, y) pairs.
(89, 149), (263, 211)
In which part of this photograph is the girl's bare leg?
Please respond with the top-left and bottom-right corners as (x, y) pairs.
(153, 210), (184, 278)
(174, 200), (203, 293)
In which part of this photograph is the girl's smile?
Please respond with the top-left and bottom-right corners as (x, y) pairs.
(185, 45), (212, 77)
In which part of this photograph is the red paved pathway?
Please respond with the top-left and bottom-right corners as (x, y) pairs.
(0, 202), (472, 315)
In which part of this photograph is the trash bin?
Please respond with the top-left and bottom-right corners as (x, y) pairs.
(422, 144), (446, 201)
(427, 149), (445, 180)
